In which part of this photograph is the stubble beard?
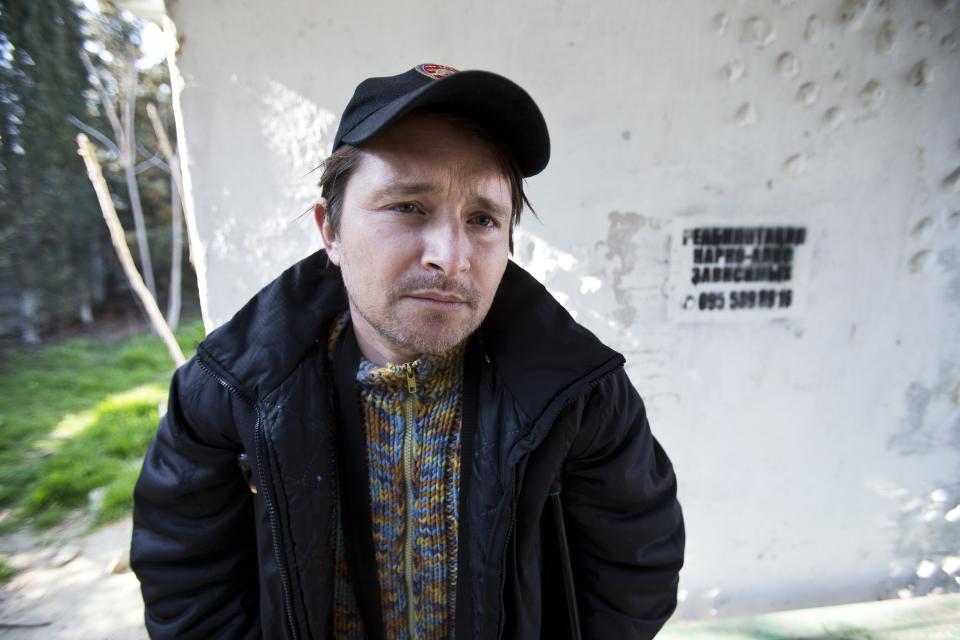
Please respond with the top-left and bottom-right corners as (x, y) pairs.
(345, 271), (488, 357)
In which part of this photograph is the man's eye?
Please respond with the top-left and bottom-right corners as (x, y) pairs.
(471, 214), (500, 228)
(391, 202), (419, 214)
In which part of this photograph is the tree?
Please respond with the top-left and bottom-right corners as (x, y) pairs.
(77, 132), (183, 365)
(0, 0), (101, 341)
(0, 0), (193, 341)
(79, 50), (158, 299)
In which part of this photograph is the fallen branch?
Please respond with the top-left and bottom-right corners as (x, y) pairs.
(76, 133), (185, 367)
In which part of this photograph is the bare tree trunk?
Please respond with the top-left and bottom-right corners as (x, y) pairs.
(19, 291), (39, 344)
(146, 103), (183, 330)
(80, 52), (157, 298)
(77, 133), (184, 367)
(121, 61), (156, 299)
(166, 170), (183, 331)
(79, 298), (94, 325)
(145, 104), (184, 214)
(159, 17), (211, 334)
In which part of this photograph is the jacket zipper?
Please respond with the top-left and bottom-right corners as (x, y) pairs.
(493, 366), (622, 639)
(197, 356), (300, 640)
(495, 474), (517, 640)
(403, 365), (419, 640)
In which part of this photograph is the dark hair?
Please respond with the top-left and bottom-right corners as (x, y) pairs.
(317, 111), (534, 252)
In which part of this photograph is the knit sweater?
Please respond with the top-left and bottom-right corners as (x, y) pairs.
(330, 314), (464, 639)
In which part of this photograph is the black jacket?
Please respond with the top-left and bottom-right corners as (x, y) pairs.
(131, 251), (684, 639)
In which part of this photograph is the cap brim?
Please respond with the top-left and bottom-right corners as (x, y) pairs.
(339, 70), (550, 177)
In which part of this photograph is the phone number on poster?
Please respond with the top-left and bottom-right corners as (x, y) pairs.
(696, 289), (793, 311)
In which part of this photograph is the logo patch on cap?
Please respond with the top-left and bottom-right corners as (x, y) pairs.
(415, 63), (458, 80)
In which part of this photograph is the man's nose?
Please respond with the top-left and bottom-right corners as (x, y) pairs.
(421, 219), (470, 276)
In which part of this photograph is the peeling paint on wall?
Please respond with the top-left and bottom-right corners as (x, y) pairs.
(734, 102), (758, 126)
(888, 363), (960, 455)
(796, 81), (821, 106)
(712, 11), (729, 35)
(512, 227), (578, 286)
(775, 51), (800, 78)
(741, 16), (776, 48)
(721, 59), (747, 83)
(911, 216), (934, 240)
(942, 29), (959, 50)
(839, 0), (873, 32)
(860, 79), (886, 111)
(804, 14), (822, 41)
(944, 167), (960, 192)
(824, 105), (845, 128)
(876, 18), (897, 54)
(599, 211), (648, 327)
(832, 69), (849, 90)
(909, 250), (933, 272)
(783, 153), (808, 176)
(908, 59), (934, 87)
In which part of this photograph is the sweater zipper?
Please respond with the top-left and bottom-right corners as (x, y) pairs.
(403, 365), (419, 640)
(196, 356), (300, 640)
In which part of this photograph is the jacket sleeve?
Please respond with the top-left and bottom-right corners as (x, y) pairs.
(561, 368), (685, 638)
(131, 356), (261, 639)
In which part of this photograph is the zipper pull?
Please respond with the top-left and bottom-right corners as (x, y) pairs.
(406, 366), (417, 394)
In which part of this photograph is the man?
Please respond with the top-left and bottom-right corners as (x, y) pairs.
(132, 64), (684, 639)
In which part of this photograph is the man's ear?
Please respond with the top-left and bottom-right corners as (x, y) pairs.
(315, 199), (341, 266)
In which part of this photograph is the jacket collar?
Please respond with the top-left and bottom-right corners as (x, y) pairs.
(479, 261), (624, 425)
(199, 250), (623, 410)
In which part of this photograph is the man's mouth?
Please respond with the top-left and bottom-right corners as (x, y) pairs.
(405, 290), (467, 305)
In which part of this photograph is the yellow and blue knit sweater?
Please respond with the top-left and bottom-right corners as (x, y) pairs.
(329, 314), (463, 639)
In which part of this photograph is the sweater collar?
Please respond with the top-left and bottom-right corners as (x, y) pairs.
(357, 341), (465, 393)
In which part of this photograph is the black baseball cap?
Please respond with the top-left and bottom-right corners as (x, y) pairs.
(332, 63), (551, 177)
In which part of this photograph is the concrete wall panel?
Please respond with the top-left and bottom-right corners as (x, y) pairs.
(168, 0), (960, 618)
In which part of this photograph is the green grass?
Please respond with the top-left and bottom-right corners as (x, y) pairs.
(0, 320), (205, 531)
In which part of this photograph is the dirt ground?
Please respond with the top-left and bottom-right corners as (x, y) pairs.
(0, 517), (146, 639)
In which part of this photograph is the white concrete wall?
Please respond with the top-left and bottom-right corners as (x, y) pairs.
(166, 0), (960, 619)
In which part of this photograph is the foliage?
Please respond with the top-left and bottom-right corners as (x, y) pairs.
(0, 319), (204, 531)
(0, 0), (194, 341)
(0, 0), (100, 339)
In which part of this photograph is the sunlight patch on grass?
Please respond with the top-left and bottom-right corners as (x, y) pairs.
(0, 319), (204, 530)
(47, 411), (97, 442)
(48, 385), (165, 443)
(21, 384), (165, 522)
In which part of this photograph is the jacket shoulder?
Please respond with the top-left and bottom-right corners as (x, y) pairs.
(480, 261), (625, 423)
(199, 250), (347, 398)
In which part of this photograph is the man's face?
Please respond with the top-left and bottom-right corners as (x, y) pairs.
(318, 112), (512, 365)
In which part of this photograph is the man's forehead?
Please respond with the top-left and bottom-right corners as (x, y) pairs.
(351, 118), (510, 191)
